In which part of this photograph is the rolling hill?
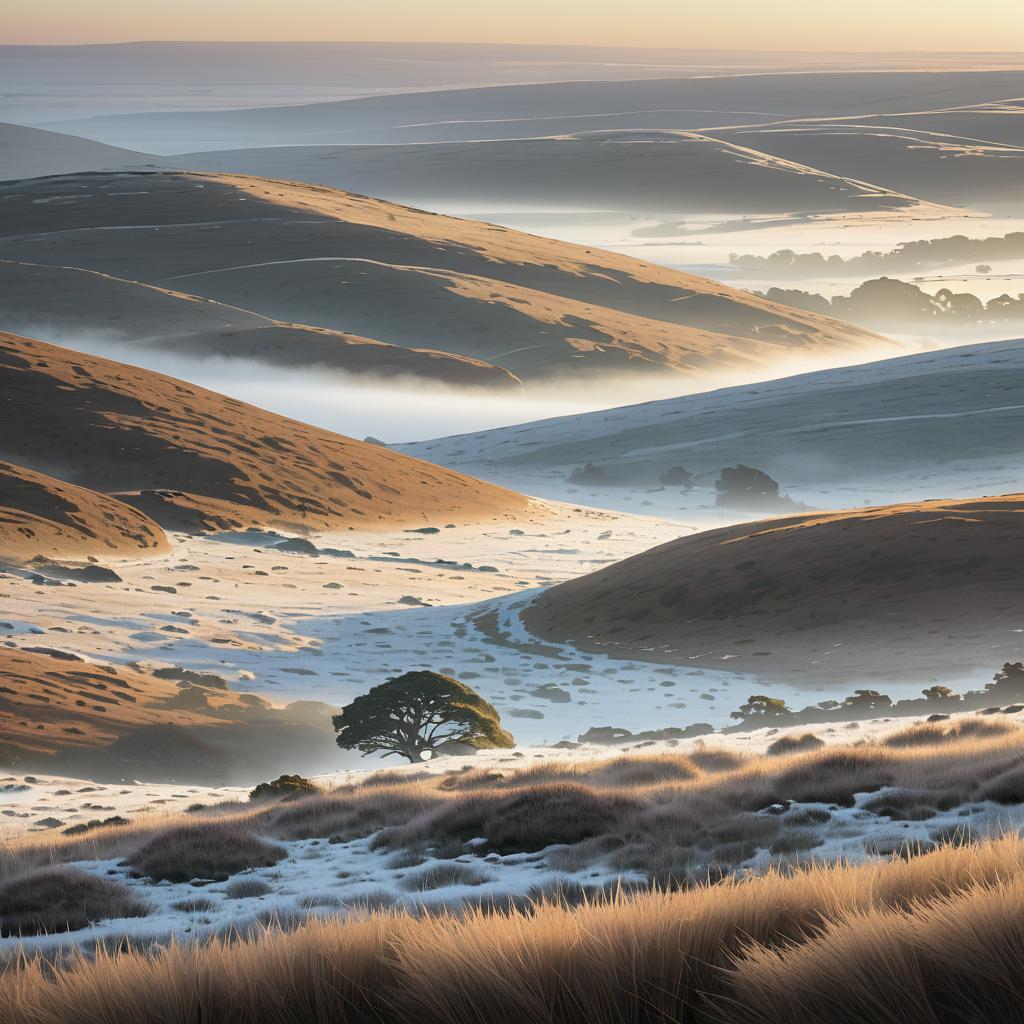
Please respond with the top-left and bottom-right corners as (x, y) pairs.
(0, 332), (529, 533)
(0, 171), (896, 385)
(709, 121), (1024, 213)
(0, 461), (169, 563)
(522, 494), (1024, 680)
(52, 71), (1024, 152)
(0, 121), (151, 180)
(0, 260), (520, 389)
(0, 647), (343, 782)
(400, 337), (1024, 506)
(176, 130), (931, 216)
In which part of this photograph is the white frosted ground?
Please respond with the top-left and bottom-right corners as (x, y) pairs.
(5, 707), (1024, 959)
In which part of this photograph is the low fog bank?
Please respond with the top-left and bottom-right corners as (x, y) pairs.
(29, 332), (924, 445)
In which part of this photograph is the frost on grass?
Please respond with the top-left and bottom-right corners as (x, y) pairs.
(0, 868), (149, 937)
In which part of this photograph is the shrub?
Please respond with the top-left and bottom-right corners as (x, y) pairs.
(769, 829), (825, 856)
(485, 785), (638, 853)
(128, 825), (287, 882)
(766, 733), (825, 756)
(980, 767), (1024, 805)
(687, 746), (748, 772)
(772, 748), (895, 806)
(0, 868), (149, 936)
(172, 898), (216, 913)
(249, 775), (318, 801)
(385, 784), (639, 854)
(224, 878), (273, 899)
(400, 863), (488, 892)
(861, 790), (939, 821)
(883, 716), (1018, 748)
(595, 755), (698, 786)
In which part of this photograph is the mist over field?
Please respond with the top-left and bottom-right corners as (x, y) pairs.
(4, 25), (1024, 1023)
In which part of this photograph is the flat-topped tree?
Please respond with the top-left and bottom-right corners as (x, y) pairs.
(333, 671), (514, 764)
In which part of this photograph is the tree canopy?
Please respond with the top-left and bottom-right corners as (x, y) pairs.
(333, 671), (515, 763)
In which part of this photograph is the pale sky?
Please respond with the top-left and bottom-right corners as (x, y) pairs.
(4, 0), (1023, 50)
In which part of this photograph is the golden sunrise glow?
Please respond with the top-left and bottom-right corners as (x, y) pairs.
(5, 0), (1023, 50)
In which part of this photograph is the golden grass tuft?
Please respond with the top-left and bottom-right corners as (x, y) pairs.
(4, 716), (1024, 889)
(5, 837), (1024, 1022)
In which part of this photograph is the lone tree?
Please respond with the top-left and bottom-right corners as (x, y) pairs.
(333, 671), (515, 763)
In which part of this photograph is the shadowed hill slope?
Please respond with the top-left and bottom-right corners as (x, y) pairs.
(523, 495), (1024, 679)
(0, 332), (529, 533)
(0, 461), (169, 563)
(401, 338), (1024, 500)
(0, 171), (896, 384)
(173, 130), (932, 216)
(0, 122), (151, 180)
(52, 71), (1024, 150)
(0, 261), (520, 389)
(0, 648), (342, 783)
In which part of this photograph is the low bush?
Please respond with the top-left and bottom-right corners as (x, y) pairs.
(400, 862), (489, 891)
(860, 790), (939, 821)
(772, 748), (895, 806)
(766, 733), (825, 756)
(883, 716), (1019, 748)
(224, 878), (273, 899)
(249, 775), (318, 802)
(127, 825), (286, 883)
(594, 755), (698, 786)
(769, 829), (825, 856)
(0, 867), (149, 936)
(980, 767), (1024, 804)
(172, 898), (216, 914)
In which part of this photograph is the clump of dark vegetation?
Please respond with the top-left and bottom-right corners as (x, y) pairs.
(714, 465), (799, 511)
(726, 663), (1024, 732)
(400, 862), (488, 891)
(224, 878), (273, 900)
(766, 733), (825, 756)
(568, 462), (611, 486)
(127, 825), (286, 883)
(249, 775), (318, 801)
(0, 867), (149, 936)
(658, 466), (694, 489)
(380, 783), (640, 855)
(62, 815), (130, 836)
(578, 723), (713, 745)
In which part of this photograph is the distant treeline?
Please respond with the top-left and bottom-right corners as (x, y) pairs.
(731, 231), (1024, 277)
(761, 277), (1024, 334)
(576, 663), (1024, 746)
(723, 663), (1024, 732)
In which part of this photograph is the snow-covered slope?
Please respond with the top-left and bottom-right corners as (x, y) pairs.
(400, 337), (1024, 513)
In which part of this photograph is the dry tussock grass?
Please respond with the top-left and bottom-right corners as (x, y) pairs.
(127, 824), (287, 883)
(766, 733), (825, 756)
(5, 837), (1024, 1023)
(724, 875), (1024, 1023)
(0, 868), (149, 937)
(4, 717), (1024, 888)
